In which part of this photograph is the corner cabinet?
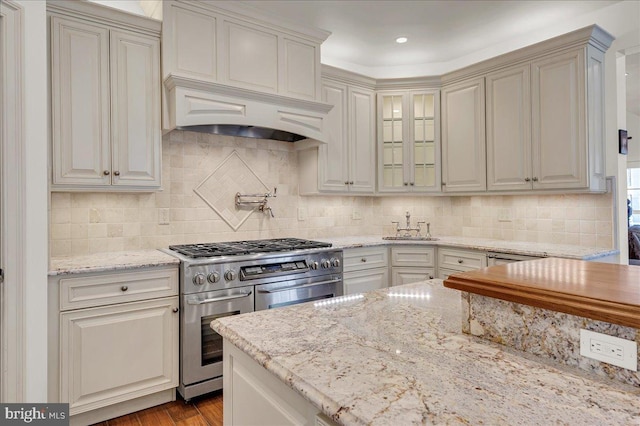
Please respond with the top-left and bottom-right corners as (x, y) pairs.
(377, 91), (441, 193)
(299, 74), (376, 194)
(48, 266), (179, 424)
(49, 1), (162, 191)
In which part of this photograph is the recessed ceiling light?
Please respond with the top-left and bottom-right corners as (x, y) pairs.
(395, 37), (408, 44)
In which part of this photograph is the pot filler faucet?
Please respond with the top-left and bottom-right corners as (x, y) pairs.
(392, 211), (431, 238)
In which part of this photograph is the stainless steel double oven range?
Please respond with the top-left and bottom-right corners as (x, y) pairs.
(165, 238), (343, 400)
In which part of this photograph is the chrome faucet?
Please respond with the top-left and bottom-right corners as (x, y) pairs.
(392, 211), (425, 237)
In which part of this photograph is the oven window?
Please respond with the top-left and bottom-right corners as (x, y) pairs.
(201, 311), (240, 366)
(269, 294), (333, 310)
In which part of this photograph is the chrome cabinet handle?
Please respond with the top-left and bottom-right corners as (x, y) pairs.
(257, 278), (340, 294)
(103, 170), (110, 176)
(187, 291), (252, 305)
(121, 286), (128, 292)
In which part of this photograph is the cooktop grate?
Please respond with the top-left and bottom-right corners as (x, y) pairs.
(168, 238), (332, 258)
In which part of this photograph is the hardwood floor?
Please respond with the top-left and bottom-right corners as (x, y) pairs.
(92, 391), (223, 426)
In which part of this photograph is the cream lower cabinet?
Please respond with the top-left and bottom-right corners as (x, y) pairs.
(60, 298), (179, 415)
(343, 246), (389, 294)
(390, 246), (436, 286)
(49, 1), (162, 191)
(49, 266), (179, 424)
(437, 248), (487, 279)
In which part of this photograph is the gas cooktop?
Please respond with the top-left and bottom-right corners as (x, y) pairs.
(168, 238), (332, 258)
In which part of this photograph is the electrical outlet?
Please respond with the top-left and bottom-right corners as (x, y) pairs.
(497, 208), (513, 222)
(158, 208), (170, 225)
(297, 207), (307, 221)
(580, 329), (637, 371)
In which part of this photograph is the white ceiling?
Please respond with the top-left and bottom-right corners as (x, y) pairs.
(241, 0), (622, 78)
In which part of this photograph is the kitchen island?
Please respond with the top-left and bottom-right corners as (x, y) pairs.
(211, 280), (639, 425)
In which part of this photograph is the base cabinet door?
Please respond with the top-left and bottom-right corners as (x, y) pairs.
(391, 267), (435, 286)
(60, 297), (179, 415)
(344, 268), (389, 295)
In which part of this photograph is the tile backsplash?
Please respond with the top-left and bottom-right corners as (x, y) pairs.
(49, 131), (614, 257)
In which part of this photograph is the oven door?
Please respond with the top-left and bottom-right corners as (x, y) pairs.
(254, 274), (342, 311)
(181, 287), (254, 386)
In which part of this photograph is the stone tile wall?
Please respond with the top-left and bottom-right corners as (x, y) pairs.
(49, 131), (614, 257)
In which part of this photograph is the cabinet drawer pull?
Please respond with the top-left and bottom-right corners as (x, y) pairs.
(457, 259), (463, 264)
(121, 286), (128, 292)
(103, 170), (110, 176)
(428, 275), (434, 279)
(361, 258), (367, 262)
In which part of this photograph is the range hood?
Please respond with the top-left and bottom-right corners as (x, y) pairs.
(164, 74), (333, 146)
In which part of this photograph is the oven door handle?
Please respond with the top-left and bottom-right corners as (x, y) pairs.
(187, 291), (252, 305)
(257, 278), (341, 294)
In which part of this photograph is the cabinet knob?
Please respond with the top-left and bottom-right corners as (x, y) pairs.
(121, 286), (128, 292)
(441, 182), (446, 186)
(429, 275), (434, 279)
(532, 177), (539, 182)
(404, 182), (408, 186)
(361, 258), (367, 262)
(103, 170), (110, 176)
(457, 259), (463, 264)
(525, 177), (531, 182)
(114, 171), (120, 176)
(344, 181), (349, 185)
(172, 307), (179, 313)
(410, 182), (415, 186)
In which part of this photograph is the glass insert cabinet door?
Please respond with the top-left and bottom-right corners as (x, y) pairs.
(378, 91), (440, 192)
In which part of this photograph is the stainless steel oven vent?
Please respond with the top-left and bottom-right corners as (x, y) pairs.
(176, 124), (307, 143)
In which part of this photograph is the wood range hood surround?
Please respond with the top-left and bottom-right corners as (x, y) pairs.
(161, 0), (333, 147)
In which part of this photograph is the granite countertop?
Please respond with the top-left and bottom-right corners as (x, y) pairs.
(212, 281), (639, 425)
(318, 235), (618, 260)
(49, 249), (179, 276)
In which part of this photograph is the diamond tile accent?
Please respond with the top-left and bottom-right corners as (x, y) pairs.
(194, 150), (270, 231)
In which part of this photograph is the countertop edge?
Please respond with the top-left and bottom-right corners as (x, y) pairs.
(48, 249), (180, 276)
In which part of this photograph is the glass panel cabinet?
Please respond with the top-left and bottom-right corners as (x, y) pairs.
(377, 90), (440, 192)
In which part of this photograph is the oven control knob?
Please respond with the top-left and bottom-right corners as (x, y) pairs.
(321, 259), (330, 269)
(193, 273), (206, 286)
(224, 270), (236, 281)
(207, 272), (220, 284)
(331, 258), (341, 268)
(309, 261), (319, 270)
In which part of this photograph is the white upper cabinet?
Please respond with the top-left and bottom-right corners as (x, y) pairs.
(299, 70), (376, 195)
(444, 25), (612, 194)
(49, 1), (162, 191)
(441, 78), (486, 193)
(486, 64), (532, 191)
(378, 91), (441, 193)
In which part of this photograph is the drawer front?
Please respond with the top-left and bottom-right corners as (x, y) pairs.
(438, 248), (487, 272)
(343, 247), (388, 272)
(438, 268), (462, 280)
(390, 246), (435, 267)
(60, 267), (179, 310)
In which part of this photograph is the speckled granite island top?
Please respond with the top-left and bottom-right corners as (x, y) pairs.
(212, 281), (639, 425)
(49, 249), (179, 276)
(318, 235), (618, 260)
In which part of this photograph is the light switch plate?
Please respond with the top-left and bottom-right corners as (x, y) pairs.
(580, 329), (637, 371)
(158, 208), (170, 225)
